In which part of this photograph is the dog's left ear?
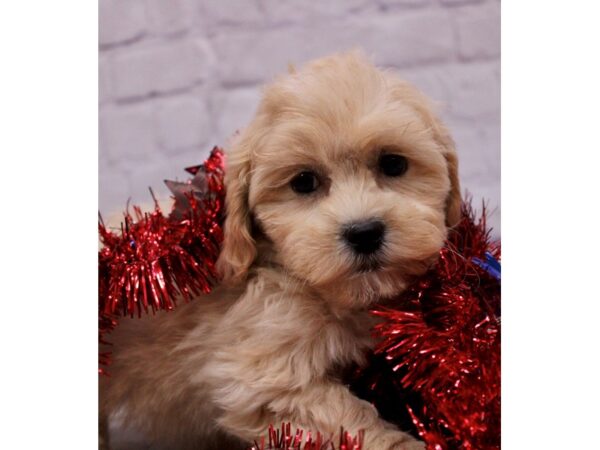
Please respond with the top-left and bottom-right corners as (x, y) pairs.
(442, 146), (462, 228)
(415, 99), (462, 228)
(391, 78), (462, 228)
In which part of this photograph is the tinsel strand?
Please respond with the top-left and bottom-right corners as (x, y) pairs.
(249, 423), (364, 450)
(98, 147), (225, 374)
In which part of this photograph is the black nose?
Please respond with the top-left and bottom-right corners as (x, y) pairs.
(343, 220), (386, 255)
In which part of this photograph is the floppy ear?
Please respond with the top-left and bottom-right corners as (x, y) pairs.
(442, 146), (462, 228)
(216, 135), (257, 285)
(430, 122), (462, 228)
(410, 95), (462, 228)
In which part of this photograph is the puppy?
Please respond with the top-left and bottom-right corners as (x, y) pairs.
(100, 51), (461, 450)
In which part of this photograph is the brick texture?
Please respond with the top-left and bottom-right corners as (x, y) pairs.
(99, 0), (501, 235)
(155, 95), (211, 152)
(99, 0), (146, 46)
(145, 0), (195, 35)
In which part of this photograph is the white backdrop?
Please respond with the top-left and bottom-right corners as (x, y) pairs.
(99, 0), (500, 234)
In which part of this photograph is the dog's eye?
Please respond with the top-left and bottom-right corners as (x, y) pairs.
(290, 171), (320, 194)
(378, 154), (408, 177)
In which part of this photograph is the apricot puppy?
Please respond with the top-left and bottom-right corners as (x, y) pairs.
(100, 51), (461, 450)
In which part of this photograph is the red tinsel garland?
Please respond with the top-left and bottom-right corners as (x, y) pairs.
(249, 423), (364, 450)
(98, 147), (225, 374)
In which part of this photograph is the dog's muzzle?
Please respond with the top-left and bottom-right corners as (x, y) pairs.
(342, 219), (386, 255)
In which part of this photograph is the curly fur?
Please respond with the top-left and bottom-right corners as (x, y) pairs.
(100, 51), (461, 450)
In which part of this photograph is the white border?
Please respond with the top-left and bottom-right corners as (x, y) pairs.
(0, 2), (97, 447)
(503, 1), (600, 448)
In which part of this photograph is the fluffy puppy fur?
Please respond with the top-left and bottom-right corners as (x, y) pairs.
(100, 51), (461, 450)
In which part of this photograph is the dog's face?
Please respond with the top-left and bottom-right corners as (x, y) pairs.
(217, 53), (461, 307)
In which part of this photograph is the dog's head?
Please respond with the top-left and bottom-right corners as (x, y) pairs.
(216, 52), (461, 307)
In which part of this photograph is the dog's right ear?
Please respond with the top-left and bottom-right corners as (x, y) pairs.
(216, 134), (257, 285)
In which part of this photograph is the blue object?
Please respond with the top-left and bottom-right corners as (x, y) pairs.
(472, 251), (501, 280)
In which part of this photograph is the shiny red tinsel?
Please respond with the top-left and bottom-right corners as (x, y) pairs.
(98, 147), (225, 374)
(249, 423), (364, 450)
(356, 202), (501, 450)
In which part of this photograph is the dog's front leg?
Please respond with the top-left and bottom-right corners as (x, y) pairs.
(269, 381), (423, 450)
(217, 380), (423, 450)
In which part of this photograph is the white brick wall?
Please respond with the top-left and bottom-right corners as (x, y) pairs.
(99, 0), (500, 235)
